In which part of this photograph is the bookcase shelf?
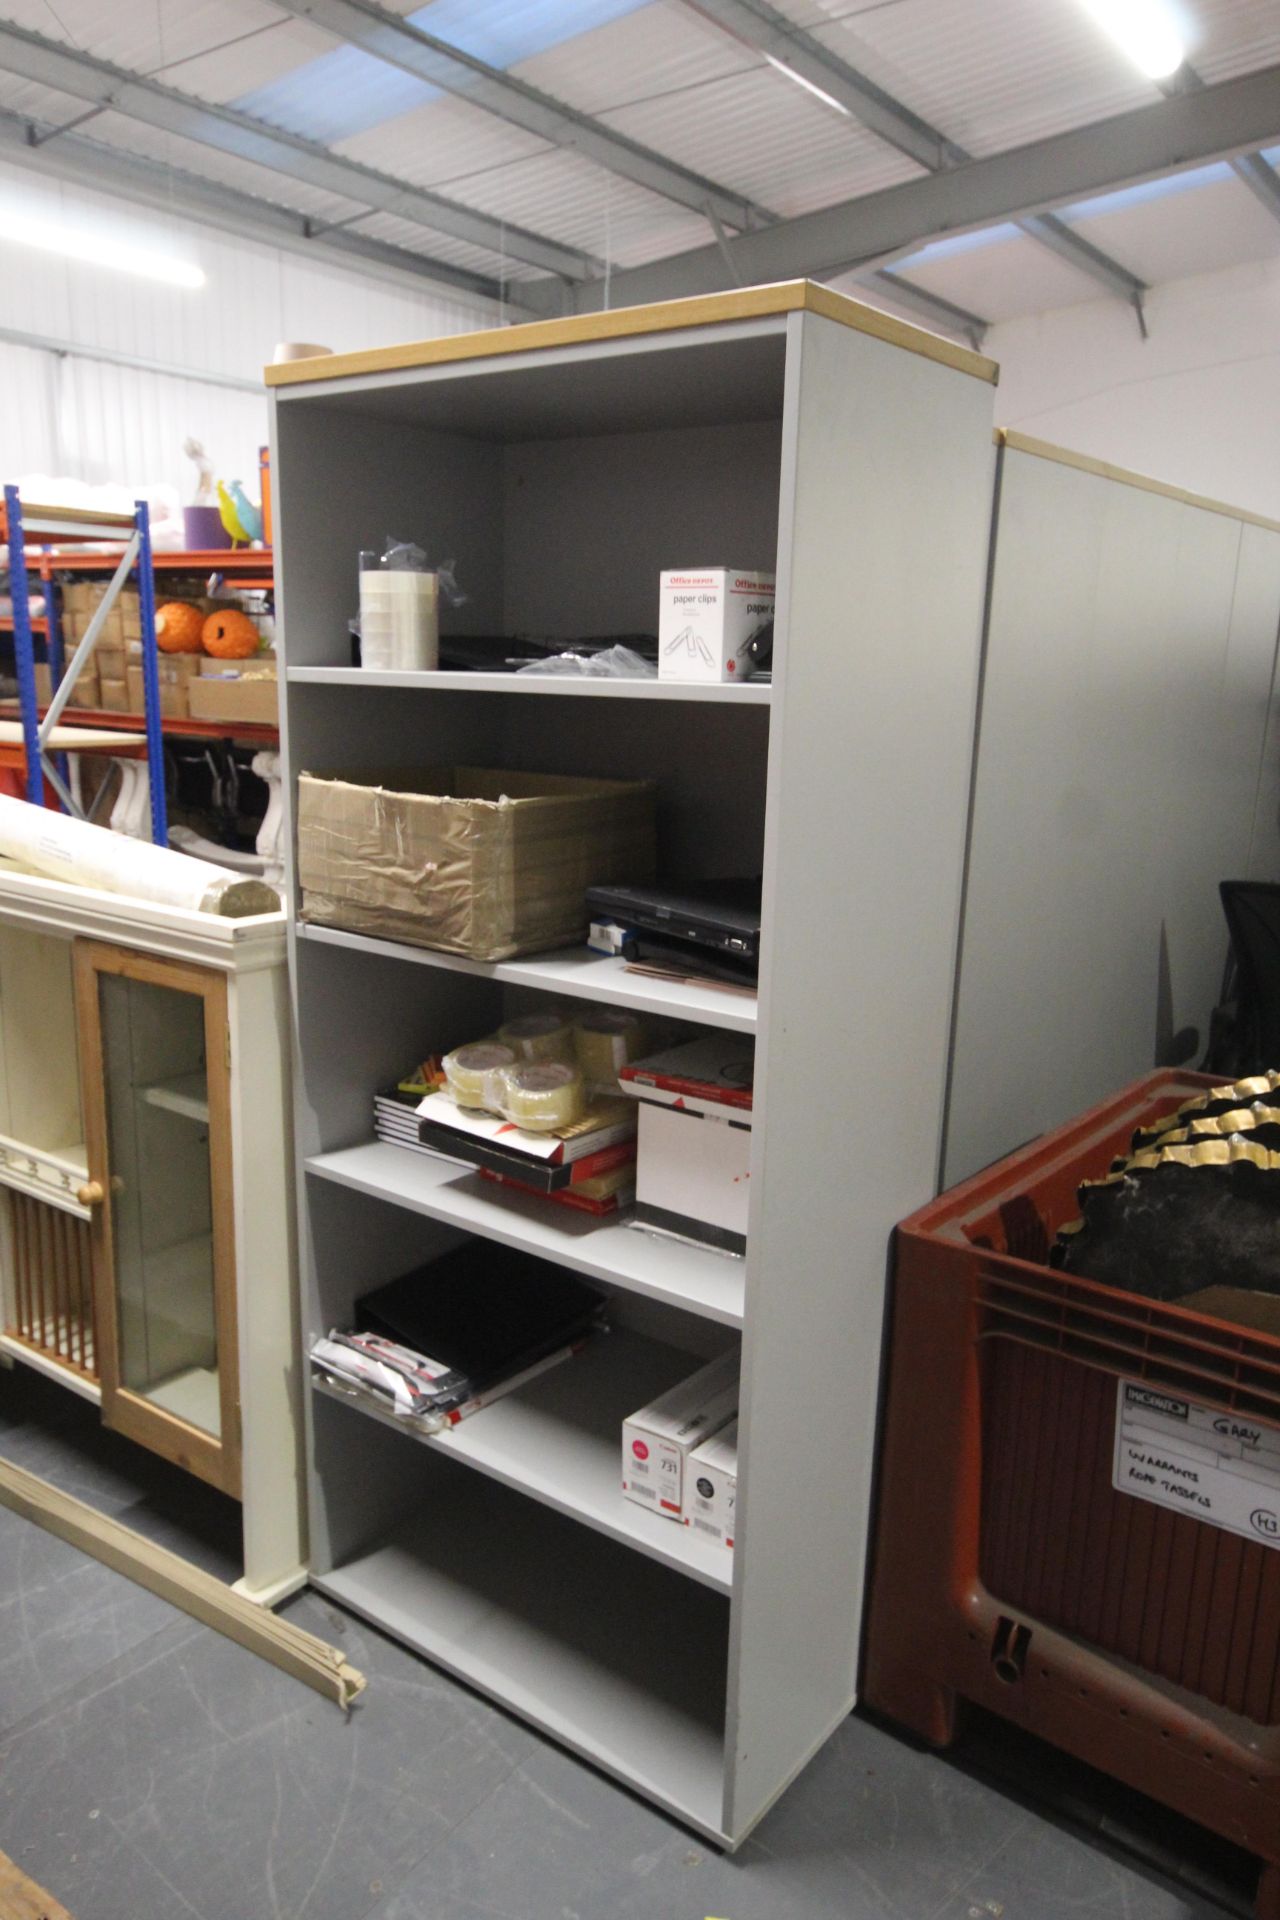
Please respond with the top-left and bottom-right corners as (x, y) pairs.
(273, 282), (997, 1846)
(306, 1142), (746, 1325)
(288, 665), (771, 703)
(312, 1322), (734, 1592)
(295, 922), (758, 1034)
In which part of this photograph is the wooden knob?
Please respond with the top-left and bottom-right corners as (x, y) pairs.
(75, 1181), (105, 1207)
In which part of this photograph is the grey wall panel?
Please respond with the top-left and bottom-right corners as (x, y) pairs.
(1240, 521), (1280, 879)
(944, 448), (1280, 1188)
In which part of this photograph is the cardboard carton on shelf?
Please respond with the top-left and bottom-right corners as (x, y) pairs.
(125, 658), (197, 720)
(297, 765), (654, 961)
(188, 662), (278, 727)
(66, 667), (100, 710)
(619, 1035), (755, 1254)
(688, 1417), (737, 1548)
(98, 675), (130, 713)
(621, 1348), (739, 1521)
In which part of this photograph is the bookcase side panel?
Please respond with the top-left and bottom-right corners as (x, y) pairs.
(726, 311), (997, 1838)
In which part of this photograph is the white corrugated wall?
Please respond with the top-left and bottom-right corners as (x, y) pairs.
(0, 156), (498, 501)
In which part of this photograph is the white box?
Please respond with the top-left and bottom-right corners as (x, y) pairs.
(620, 1037), (754, 1254)
(688, 1418), (737, 1549)
(622, 1349), (738, 1521)
(658, 568), (775, 684)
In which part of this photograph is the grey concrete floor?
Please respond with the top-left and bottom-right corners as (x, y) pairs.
(0, 1365), (1245, 1920)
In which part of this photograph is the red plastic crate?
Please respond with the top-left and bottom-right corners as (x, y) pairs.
(863, 1070), (1280, 1918)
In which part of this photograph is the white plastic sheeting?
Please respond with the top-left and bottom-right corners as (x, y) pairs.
(0, 793), (278, 915)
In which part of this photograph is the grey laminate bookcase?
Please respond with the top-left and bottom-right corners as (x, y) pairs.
(269, 283), (998, 1845)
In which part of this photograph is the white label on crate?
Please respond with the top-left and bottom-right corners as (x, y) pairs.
(1112, 1380), (1280, 1550)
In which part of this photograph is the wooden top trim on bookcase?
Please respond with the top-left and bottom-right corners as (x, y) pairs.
(265, 281), (1000, 390)
(997, 430), (1280, 534)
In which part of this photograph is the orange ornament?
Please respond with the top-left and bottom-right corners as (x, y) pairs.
(202, 610), (260, 659)
(154, 600), (205, 654)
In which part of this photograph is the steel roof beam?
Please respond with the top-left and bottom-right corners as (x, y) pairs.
(1165, 65), (1280, 235)
(685, 0), (959, 171)
(1018, 211), (1146, 325)
(0, 105), (526, 310)
(274, 0), (773, 234)
(864, 270), (988, 349)
(547, 64), (1280, 310)
(0, 19), (597, 280)
(683, 0), (1148, 313)
(1231, 148), (1280, 226)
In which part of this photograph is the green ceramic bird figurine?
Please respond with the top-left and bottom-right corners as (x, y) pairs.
(217, 478), (252, 548)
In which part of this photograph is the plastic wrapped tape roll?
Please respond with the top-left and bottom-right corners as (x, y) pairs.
(498, 1012), (575, 1062)
(574, 1008), (649, 1087)
(500, 1062), (585, 1132)
(443, 1042), (516, 1110)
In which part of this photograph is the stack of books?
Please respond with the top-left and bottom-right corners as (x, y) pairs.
(415, 1086), (637, 1217)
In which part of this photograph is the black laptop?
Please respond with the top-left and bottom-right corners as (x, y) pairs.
(585, 876), (762, 976)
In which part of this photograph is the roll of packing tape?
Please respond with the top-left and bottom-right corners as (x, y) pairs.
(444, 1041), (515, 1110)
(498, 1012), (575, 1062)
(574, 1008), (648, 1087)
(500, 1061), (586, 1132)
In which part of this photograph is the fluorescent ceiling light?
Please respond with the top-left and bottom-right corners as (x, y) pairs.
(1076, 0), (1185, 79)
(764, 54), (851, 117)
(0, 206), (205, 288)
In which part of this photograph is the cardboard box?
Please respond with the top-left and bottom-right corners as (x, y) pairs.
(187, 672), (278, 727)
(98, 675), (130, 713)
(622, 1349), (738, 1521)
(297, 766), (655, 962)
(66, 667), (100, 709)
(33, 662), (52, 706)
(126, 662), (190, 720)
(658, 568), (774, 684)
(688, 1417), (737, 1548)
(60, 583), (141, 643)
(620, 1036), (754, 1254)
(94, 639), (128, 680)
(198, 648), (275, 674)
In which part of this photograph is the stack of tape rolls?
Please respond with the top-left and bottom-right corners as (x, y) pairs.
(500, 1061), (586, 1132)
(498, 1012), (575, 1061)
(574, 1008), (649, 1089)
(443, 1041), (515, 1110)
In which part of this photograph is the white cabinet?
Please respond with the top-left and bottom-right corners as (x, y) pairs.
(0, 869), (305, 1605)
(270, 282), (997, 1841)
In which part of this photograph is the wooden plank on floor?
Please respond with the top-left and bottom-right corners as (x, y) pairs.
(0, 1458), (363, 1710)
(0, 1846), (74, 1920)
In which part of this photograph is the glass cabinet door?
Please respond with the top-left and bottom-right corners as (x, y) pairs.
(73, 941), (241, 1497)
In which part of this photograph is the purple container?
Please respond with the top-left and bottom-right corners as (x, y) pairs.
(183, 505), (231, 550)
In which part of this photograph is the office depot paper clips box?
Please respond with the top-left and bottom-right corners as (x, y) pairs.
(620, 1035), (754, 1254)
(622, 1349), (738, 1520)
(688, 1418), (737, 1549)
(658, 569), (774, 683)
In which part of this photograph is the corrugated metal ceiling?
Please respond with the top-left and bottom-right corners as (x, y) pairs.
(0, 0), (1274, 334)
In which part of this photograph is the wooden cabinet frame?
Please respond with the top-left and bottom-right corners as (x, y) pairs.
(73, 939), (242, 1497)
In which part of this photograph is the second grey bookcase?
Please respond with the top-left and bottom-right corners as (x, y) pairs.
(269, 282), (998, 1845)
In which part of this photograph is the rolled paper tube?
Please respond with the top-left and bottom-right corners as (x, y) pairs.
(443, 1041), (516, 1109)
(574, 1008), (648, 1087)
(499, 1061), (586, 1132)
(498, 1012), (575, 1062)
